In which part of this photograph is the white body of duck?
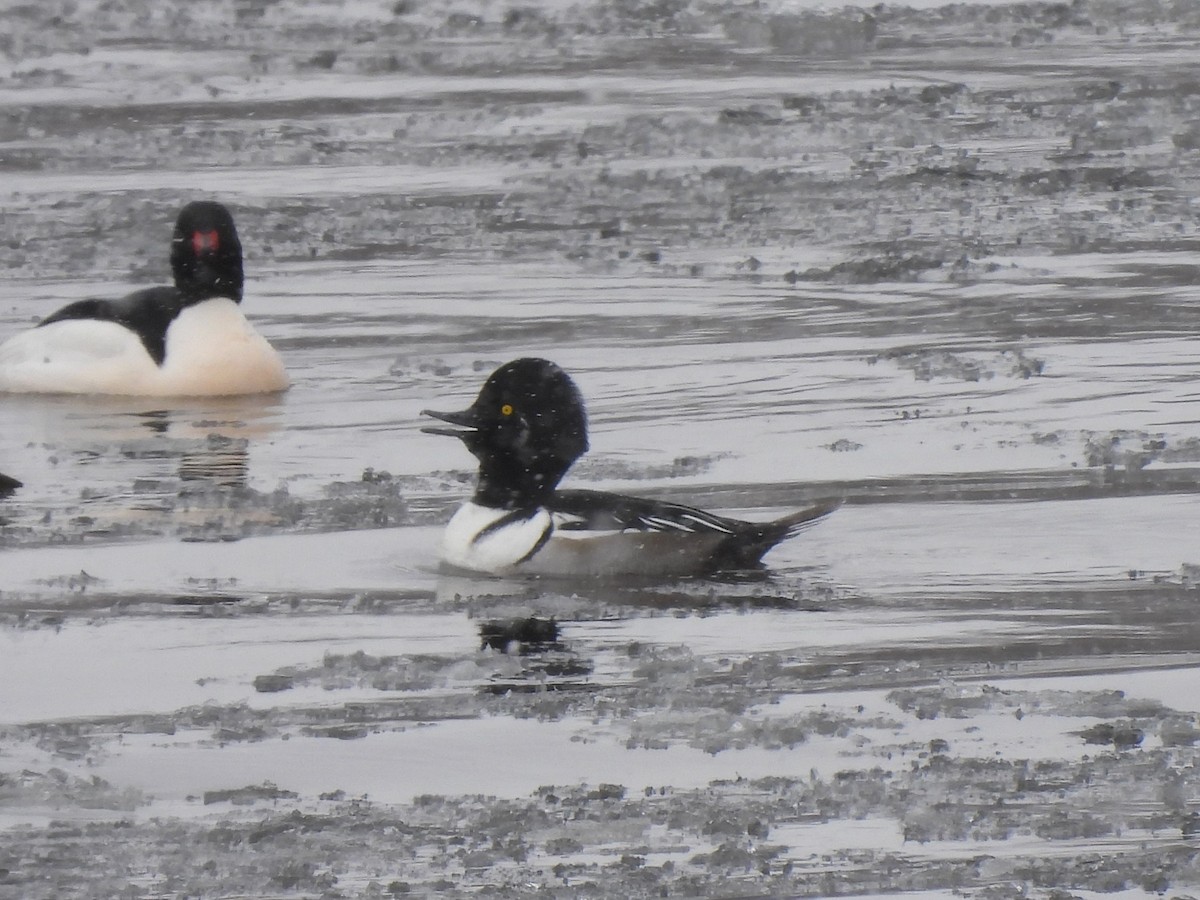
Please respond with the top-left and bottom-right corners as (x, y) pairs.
(0, 298), (287, 397)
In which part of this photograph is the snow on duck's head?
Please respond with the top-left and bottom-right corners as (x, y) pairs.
(170, 201), (244, 303)
(423, 358), (589, 509)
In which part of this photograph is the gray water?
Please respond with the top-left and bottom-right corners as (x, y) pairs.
(2, 1), (1200, 896)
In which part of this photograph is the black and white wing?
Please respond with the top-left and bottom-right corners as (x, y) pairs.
(548, 489), (743, 536)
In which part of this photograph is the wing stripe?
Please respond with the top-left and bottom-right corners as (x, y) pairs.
(679, 513), (734, 534)
(641, 515), (694, 533)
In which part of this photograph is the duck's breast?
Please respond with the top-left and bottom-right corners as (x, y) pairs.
(157, 298), (288, 396)
(441, 503), (554, 575)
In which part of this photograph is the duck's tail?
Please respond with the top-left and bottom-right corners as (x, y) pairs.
(770, 498), (842, 539)
(720, 499), (841, 569)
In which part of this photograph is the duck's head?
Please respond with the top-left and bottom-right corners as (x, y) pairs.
(423, 358), (589, 509)
(170, 201), (244, 303)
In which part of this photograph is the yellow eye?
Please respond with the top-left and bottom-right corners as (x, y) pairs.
(500, 404), (514, 416)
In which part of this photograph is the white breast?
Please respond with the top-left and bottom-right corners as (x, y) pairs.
(0, 298), (288, 397)
(441, 503), (555, 575)
(157, 299), (289, 396)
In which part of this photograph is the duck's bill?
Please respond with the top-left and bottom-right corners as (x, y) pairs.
(420, 407), (478, 438)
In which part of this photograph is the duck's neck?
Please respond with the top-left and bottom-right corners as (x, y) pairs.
(472, 459), (568, 511)
(174, 258), (244, 306)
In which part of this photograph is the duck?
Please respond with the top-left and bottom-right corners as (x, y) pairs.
(0, 201), (289, 397)
(422, 357), (837, 578)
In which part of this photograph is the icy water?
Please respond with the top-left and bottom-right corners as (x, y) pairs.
(3, 1), (1200, 897)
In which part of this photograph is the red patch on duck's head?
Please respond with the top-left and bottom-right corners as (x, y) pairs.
(191, 230), (220, 255)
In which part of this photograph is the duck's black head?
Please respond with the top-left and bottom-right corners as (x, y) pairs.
(170, 201), (244, 303)
(423, 358), (589, 510)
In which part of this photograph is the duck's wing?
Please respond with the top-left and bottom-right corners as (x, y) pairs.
(548, 488), (744, 535)
(38, 287), (181, 365)
(549, 489), (840, 570)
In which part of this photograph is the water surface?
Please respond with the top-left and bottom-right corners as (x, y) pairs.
(2, 0), (1200, 896)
